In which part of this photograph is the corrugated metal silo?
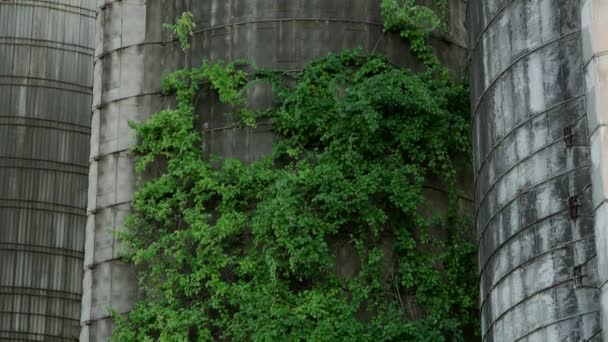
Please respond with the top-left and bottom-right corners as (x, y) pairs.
(0, 0), (94, 340)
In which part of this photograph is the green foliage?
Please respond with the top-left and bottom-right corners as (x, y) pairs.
(113, 5), (478, 342)
(381, 0), (447, 70)
(164, 12), (196, 51)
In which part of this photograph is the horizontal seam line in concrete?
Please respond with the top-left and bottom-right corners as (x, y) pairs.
(0, 285), (80, 297)
(192, 18), (468, 50)
(195, 18), (384, 33)
(0, 41), (93, 56)
(0, 204), (84, 216)
(202, 121), (273, 133)
(0, 290), (81, 302)
(0, 199), (85, 212)
(224, 17), (369, 40)
(478, 207), (569, 281)
(475, 113), (588, 216)
(484, 278), (595, 340)
(0, 241), (83, 253)
(93, 38), (466, 69)
(474, 115), (589, 216)
(477, 182), (592, 273)
(0, 36), (93, 52)
(94, 41), (165, 61)
(0, 337), (73, 342)
(90, 148), (131, 162)
(0, 115), (90, 130)
(0, 248), (82, 260)
(483, 278), (599, 341)
(588, 123), (608, 142)
(89, 73), (320, 110)
(0, 242), (83, 259)
(473, 95), (585, 181)
(1, 0), (95, 13)
(0, 82), (92, 95)
(476, 137), (588, 238)
(582, 50), (608, 70)
(472, 30), (580, 122)
(82, 312), (132, 327)
(479, 233), (595, 311)
(513, 309), (601, 341)
(586, 328), (602, 340)
(0, 156), (89, 169)
(83, 256), (130, 271)
(598, 277), (608, 290)
(593, 198), (608, 213)
(0, 0), (95, 18)
(0, 330), (77, 342)
(0, 122), (90, 135)
(476, 162), (591, 244)
(0, 164), (89, 176)
(0, 75), (91, 90)
(0, 338), (73, 342)
(0, 312), (79, 322)
(88, 200), (132, 215)
(468, 0), (518, 58)
(92, 91), (163, 111)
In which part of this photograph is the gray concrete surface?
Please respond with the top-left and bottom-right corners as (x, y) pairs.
(581, 0), (608, 337)
(0, 0), (94, 340)
(468, 0), (602, 340)
(83, 0), (469, 340)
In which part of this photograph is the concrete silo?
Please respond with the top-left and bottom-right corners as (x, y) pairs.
(83, 1), (469, 340)
(0, 0), (94, 340)
(468, 0), (602, 340)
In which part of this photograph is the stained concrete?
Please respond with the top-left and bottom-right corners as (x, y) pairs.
(0, 0), (94, 340)
(581, 0), (608, 337)
(468, 0), (602, 340)
(82, 0), (469, 340)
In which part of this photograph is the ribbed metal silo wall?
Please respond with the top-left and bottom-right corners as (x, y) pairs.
(0, 1), (94, 341)
(468, 0), (602, 340)
(83, 1), (468, 340)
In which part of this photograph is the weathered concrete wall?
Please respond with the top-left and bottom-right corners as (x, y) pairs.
(191, 0), (467, 162)
(0, 0), (94, 341)
(83, 0), (468, 340)
(80, 1), (181, 339)
(581, 0), (608, 336)
(468, 0), (602, 340)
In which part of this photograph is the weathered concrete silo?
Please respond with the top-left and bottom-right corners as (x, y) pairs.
(581, 0), (608, 336)
(468, 0), (602, 340)
(0, 0), (94, 340)
(83, 0), (468, 340)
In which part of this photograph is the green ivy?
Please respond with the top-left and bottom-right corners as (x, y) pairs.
(111, 3), (478, 341)
(381, 0), (448, 71)
(164, 12), (196, 51)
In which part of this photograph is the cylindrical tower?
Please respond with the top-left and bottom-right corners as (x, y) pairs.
(84, 0), (468, 340)
(0, 0), (94, 341)
(468, 0), (601, 340)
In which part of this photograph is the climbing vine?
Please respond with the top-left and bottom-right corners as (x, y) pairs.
(163, 12), (196, 51)
(381, 0), (448, 70)
(112, 2), (478, 341)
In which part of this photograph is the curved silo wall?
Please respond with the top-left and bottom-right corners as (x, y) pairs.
(82, 0), (468, 340)
(0, 0), (94, 341)
(581, 0), (608, 336)
(468, 0), (602, 340)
